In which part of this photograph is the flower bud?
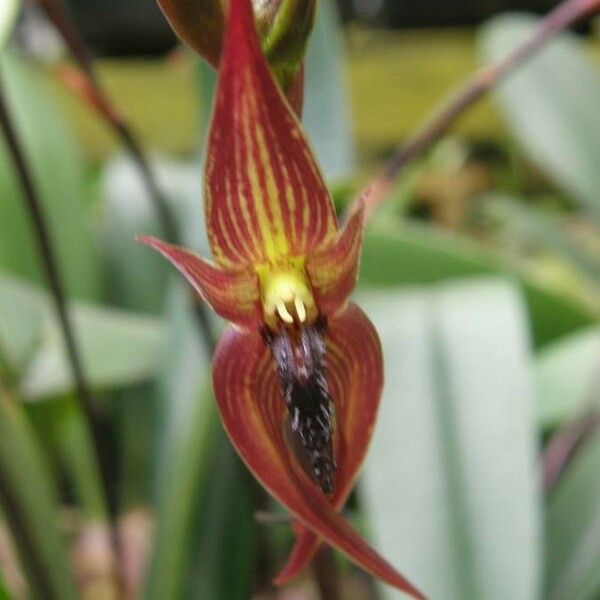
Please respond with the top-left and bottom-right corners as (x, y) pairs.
(156, 0), (315, 101)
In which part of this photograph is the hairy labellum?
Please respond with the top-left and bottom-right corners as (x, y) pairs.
(264, 318), (337, 494)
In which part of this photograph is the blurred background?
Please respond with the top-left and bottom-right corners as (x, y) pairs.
(19, 0), (577, 57)
(1, 0), (600, 599)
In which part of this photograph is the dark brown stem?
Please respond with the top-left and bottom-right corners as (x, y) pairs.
(36, 0), (96, 78)
(312, 546), (342, 600)
(359, 0), (600, 218)
(35, 0), (178, 242)
(0, 76), (112, 507)
(35, 0), (215, 351)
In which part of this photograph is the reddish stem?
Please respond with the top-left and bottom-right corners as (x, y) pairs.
(35, 0), (178, 242)
(312, 546), (343, 600)
(358, 0), (600, 219)
(543, 411), (600, 492)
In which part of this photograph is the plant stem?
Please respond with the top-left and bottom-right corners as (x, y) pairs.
(358, 0), (600, 218)
(36, 0), (178, 241)
(36, 0), (95, 76)
(0, 465), (51, 597)
(312, 546), (342, 600)
(0, 378), (78, 599)
(0, 75), (112, 508)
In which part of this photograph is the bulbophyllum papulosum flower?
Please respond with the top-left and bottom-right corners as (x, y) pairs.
(155, 0), (314, 112)
(140, 0), (425, 597)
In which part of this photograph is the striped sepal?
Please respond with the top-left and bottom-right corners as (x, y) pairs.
(212, 304), (424, 598)
(306, 203), (365, 318)
(138, 236), (261, 328)
(204, 0), (337, 269)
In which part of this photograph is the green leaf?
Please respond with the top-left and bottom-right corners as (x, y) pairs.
(22, 304), (164, 400)
(145, 381), (218, 600)
(0, 274), (152, 523)
(545, 432), (600, 600)
(0, 0), (19, 48)
(303, 0), (355, 179)
(0, 391), (77, 598)
(102, 154), (210, 313)
(0, 570), (10, 600)
(115, 383), (158, 508)
(102, 152), (221, 593)
(480, 15), (600, 218)
(102, 153), (218, 512)
(360, 279), (541, 600)
(191, 439), (258, 600)
(535, 327), (600, 427)
(0, 51), (101, 300)
(0, 273), (43, 376)
(51, 397), (109, 521)
(360, 224), (597, 347)
(145, 279), (215, 599)
(0, 274), (164, 399)
(479, 193), (600, 282)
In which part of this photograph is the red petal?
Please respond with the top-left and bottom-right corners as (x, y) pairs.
(138, 236), (261, 327)
(213, 304), (425, 598)
(205, 0), (338, 269)
(275, 291), (383, 583)
(274, 530), (320, 584)
(306, 202), (365, 317)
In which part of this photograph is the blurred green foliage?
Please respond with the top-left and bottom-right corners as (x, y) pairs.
(0, 3), (600, 600)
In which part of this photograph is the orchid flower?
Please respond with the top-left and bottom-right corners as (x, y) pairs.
(140, 0), (424, 596)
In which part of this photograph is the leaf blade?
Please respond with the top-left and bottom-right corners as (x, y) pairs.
(0, 0), (19, 49)
(535, 327), (600, 427)
(0, 275), (164, 400)
(360, 278), (541, 600)
(480, 14), (600, 219)
(0, 51), (101, 299)
(546, 432), (600, 600)
(360, 225), (597, 347)
(0, 392), (77, 599)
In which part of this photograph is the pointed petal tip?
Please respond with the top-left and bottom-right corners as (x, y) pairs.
(214, 309), (424, 598)
(137, 235), (261, 327)
(273, 541), (427, 600)
(272, 572), (295, 587)
(272, 531), (316, 585)
(307, 203), (366, 316)
(136, 234), (156, 245)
